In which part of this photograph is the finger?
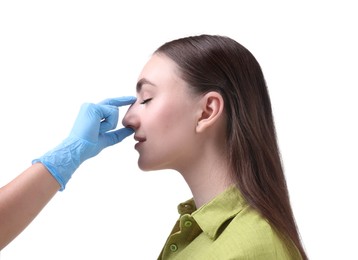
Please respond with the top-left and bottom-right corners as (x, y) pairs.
(97, 105), (119, 133)
(100, 127), (134, 147)
(98, 96), (137, 107)
(70, 103), (101, 141)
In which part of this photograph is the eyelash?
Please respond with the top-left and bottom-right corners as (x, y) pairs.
(140, 98), (152, 104)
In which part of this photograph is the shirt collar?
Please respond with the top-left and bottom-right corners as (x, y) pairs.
(177, 185), (247, 240)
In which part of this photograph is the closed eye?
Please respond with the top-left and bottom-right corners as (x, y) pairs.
(140, 98), (152, 104)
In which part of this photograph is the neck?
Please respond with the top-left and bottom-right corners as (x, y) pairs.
(178, 150), (235, 209)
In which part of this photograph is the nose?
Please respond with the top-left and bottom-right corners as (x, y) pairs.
(122, 101), (139, 130)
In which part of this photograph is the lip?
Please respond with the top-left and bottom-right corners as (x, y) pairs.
(134, 135), (146, 150)
(134, 135), (146, 142)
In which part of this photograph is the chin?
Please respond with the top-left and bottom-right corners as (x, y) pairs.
(137, 158), (168, 172)
(138, 165), (152, 171)
(137, 160), (155, 171)
(138, 164), (160, 172)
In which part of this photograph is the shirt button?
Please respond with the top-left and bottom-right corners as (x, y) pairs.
(184, 204), (192, 209)
(170, 243), (178, 252)
(184, 220), (192, 227)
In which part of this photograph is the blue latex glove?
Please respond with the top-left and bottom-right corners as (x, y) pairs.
(32, 96), (136, 191)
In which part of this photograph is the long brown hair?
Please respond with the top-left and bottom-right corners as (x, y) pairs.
(155, 34), (307, 259)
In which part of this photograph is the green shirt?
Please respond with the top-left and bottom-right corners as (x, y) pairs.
(158, 186), (302, 260)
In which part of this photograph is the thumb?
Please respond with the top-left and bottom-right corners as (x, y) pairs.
(99, 127), (134, 148)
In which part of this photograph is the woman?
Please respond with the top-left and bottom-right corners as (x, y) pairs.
(123, 35), (307, 259)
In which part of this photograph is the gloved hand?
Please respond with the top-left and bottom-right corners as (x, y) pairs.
(32, 96), (136, 191)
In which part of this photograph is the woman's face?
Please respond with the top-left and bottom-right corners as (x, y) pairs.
(122, 53), (200, 171)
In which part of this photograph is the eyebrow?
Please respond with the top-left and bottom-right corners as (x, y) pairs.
(136, 78), (157, 93)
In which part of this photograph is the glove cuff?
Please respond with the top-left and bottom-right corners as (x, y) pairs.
(32, 137), (84, 191)
(32, 158), (67, 191)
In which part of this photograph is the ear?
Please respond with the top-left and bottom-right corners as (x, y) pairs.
(196, 91), (225, 133)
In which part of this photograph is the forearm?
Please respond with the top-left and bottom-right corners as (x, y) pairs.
(0, 163), (60, 250)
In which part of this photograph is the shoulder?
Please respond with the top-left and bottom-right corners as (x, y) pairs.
(212, 206), (300, 259)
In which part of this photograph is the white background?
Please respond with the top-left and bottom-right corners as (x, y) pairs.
(0, 1), (357, 259)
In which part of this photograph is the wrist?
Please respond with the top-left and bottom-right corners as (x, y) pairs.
(32, 159), (67, 191)
(32, 137), (84, 191)
(31, 162), (62, 190)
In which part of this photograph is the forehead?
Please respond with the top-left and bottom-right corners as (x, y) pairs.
(137, 54), (181, 93)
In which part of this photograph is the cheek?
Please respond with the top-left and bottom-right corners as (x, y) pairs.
(139, 101), (197, 168)
(153, 100), (194, 134)
(143, 108), (180, 143)
(157, 105), (197, 155)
